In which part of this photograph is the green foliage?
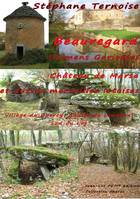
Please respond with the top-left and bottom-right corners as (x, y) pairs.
(0, 49), (48, 66)
(0, 79), (8, 87)
(21, 49), (48, 65)
(4, 175), (20, 185)
(56, 162), (79, 181)
(0, 53), (21, 65)
(34, 180), (46, 188)
(8, 160), (19, 178)
(0, 72), (14, 86)
(83, 29), (140, 40)
(8, 160), (21, 184)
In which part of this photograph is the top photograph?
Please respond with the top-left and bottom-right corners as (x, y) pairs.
(0, 0), (140, 68)
(0, 0), (49, 69)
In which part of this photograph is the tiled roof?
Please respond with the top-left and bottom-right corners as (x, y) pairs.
(3, 2), (46, 21)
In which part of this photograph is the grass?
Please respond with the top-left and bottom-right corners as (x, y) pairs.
(56, 162), (79, 181)
(0, 99), (40, 130)
(0, 63), (49, 69)
(3, 100), (39, 113)
(82, 29), (140, 40)
(34, 180), (46, 188)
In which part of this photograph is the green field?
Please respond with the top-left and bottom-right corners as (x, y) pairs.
(83, 29), (140, 39)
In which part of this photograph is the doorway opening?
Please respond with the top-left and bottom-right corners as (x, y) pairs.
(16, 45), (24, 59)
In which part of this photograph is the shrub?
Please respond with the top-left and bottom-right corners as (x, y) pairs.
(0, 53), (21, 65)
(22, 49), (48, 64)
(0, 49), (48, 65)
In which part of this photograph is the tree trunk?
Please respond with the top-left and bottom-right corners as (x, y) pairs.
(0, 131), (5, 148)
(57, 129), (62, 143)
(114, 69), (117, 89)
(126, 132), (132, 171)
(0, 154), (5, 174)
(31, 130), (37, 146)
(132, 133), (140, 173)
(16, 131), (20, 145)
(113, 133), (119, 171)
(9, 130), (15, 146)
(118, 69), (124, 90)
(38, 130), (42, 145)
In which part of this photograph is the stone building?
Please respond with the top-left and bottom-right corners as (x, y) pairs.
(68, 9), (124, 29)
(3, 2), (46, 58)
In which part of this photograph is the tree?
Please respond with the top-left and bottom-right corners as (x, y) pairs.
(0, 131), (5, 148)
(57, 129), (62, 143)
(128, 1), (140, 26)
(27, 69), (59, 91)
(31, 130), (37, 146)
(0, 72), (14, 87)
(109, 132), (120, 171)
(118, 69), (124, 90)
(9, 130), (15, 146)
(38, 130), (42, 145)
(126, 131), (132, 171)
(49, 0), (66, 24)
(113, 69), (117, 89)
(16, 131), (20, 145)
(132, 133), (140, 173)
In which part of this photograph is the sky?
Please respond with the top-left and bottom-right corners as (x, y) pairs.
(64, 0), (137, 18)
(0, 69), (40, 80)
(0, 0), (49, 43)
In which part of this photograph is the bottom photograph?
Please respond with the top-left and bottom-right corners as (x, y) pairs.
(0, 129), (140, 199)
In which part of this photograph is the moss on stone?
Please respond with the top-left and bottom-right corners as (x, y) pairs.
(71, 93), (138, 105)
(58, 78), (80, 88)
(80, 77), (110, 88)
(7, 146), (70, 165)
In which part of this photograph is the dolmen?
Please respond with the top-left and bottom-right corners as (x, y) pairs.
(71, 93), (138, 124)
(8, 146), (70, 183)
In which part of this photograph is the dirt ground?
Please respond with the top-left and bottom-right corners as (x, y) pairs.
(0, 164), (139, 198)
(70, 164), (140, 198)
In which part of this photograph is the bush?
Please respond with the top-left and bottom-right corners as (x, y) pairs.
(0, 49), (48, 65)
(22, 49), (48, 64)
(0, 53), (21, 65)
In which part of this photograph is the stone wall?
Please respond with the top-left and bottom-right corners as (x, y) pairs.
(125, 27), (140, 33)
(5, 17), (45, 54)
(78, 21), (123, 30)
